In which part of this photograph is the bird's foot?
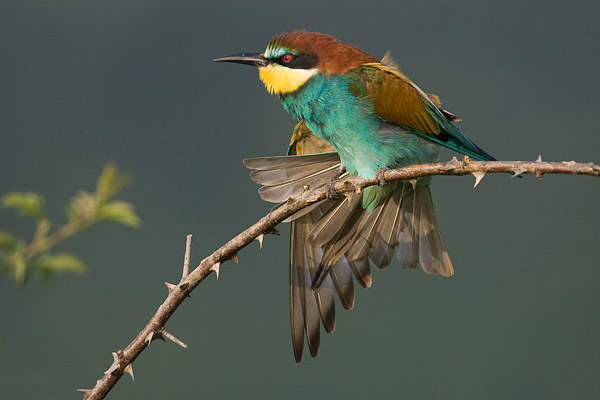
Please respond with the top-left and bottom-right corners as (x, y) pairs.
(375, 167), (388, 186)
(325, 183), (339, 200)
(324, 166), (346, 200)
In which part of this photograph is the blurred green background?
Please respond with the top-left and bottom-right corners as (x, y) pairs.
(1, 1), (599, 398)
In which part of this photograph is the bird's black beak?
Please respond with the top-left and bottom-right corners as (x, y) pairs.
(213, 53), (267, 67)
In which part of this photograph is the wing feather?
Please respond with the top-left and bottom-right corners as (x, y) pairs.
(353, 63), (441, 135)
(350, 63), (496, 161)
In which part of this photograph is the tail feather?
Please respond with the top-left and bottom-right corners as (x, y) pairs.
(311, 198), (367, 288)
(246, 148), (454, 362)
(310, 247), (337, 334)
(395, 182), (454, 276)
(344, 194), (389, 262)
(289, 257), (305, 361)
(308, 193), (361, 247)
(415, 185), (453, 276)
(348, 258), (372, 289)
(315, 277), (337, 334)
(290, 203), (360, 361)
(342, 185), (400, 269)
(366, 185), (405, 269)
(330, 257), (355, 310)
(290, 212), (323, 361)
(396, 181), (420, 269)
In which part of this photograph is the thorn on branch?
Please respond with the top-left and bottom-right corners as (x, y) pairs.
(471, 171), (486, 188)
(255, 234), (264, 249)
(535, 171), (544, 180)
(145, 331), (165, 346)
(536, 155), (543, 162)
(105, 352), (121, 377)
(210, 262), (221, 279)
(124, 364), (134, 382)
(463, 155), (471, 164)
(512, 168), (526, 178)
(230, 254), (239, 263)
(76, 388), (91, 399)
(165, 282), (177, 293)
(161, 328), (188, 349)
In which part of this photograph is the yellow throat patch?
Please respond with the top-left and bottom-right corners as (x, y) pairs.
(259, 64), (317, 95)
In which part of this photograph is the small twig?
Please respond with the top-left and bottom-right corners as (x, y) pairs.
(77, 158), (599, 399)
(160, 328), (188, 349)
(182, 234), (192, 278)
(22, 216), (88, 260)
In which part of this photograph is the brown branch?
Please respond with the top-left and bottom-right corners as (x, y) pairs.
(77, 157), (599, 399)
(380, 156), (600, 182)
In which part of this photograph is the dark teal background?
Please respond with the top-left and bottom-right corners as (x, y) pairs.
(1, 1), (599, 398)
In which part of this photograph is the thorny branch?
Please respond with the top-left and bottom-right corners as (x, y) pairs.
(78, 157), (599, 399)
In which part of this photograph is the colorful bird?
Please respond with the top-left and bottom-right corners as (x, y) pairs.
(215, 31), (496, 361)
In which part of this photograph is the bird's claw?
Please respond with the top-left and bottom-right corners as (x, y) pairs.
(376, 168), (388, 186)
(325, 166), (346, 200)
(325, 182), (340, 200)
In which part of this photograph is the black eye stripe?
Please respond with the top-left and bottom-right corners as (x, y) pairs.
(273, 52), (319, 69)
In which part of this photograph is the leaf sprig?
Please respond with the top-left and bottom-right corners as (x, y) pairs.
(0, 163), (140, 286)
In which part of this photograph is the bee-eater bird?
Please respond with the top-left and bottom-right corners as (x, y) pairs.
(215, 31), (496, 361)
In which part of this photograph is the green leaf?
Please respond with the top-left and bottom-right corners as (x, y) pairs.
(35, 253), (87, 274)
(96, 200), (141, 228)
(11, 255), (28, 286)
(1, 191), (45, 220)
(96, 163), (132, 203)
(0, 231), (18, 252)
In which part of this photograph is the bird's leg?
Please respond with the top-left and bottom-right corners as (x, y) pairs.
(325, 166), (346, 200)
(375, 167), (388, 186)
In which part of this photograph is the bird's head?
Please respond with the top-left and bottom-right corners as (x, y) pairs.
(214, 31), (378, 95)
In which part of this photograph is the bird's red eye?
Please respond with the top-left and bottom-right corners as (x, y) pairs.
(282, 54), (293, 63)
